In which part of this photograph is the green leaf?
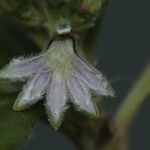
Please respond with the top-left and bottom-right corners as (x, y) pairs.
(0, 97), (38, 150)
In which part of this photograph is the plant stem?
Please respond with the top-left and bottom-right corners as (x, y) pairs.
(114, 61), (150, 132)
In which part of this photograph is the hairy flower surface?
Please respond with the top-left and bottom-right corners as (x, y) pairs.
(0, 21), (114, 129)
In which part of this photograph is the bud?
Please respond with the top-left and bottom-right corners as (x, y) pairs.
(78, 0), (91, 14)
(89, 0), (103, 15)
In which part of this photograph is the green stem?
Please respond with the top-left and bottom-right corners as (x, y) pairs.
(114, 61), (150, 131)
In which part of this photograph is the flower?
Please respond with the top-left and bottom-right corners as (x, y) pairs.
(0, 20), (114, 129)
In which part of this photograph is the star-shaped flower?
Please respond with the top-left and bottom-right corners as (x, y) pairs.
(0, 20), (114, 129)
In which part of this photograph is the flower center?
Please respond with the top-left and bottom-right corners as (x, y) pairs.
(44, 39), (75, 80)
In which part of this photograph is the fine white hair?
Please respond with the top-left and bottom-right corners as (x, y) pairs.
(55, 19), (71, 34)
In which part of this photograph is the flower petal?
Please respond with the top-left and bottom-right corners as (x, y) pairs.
(75, 57), (115, 97)
(0, 54), (44, 80)
(46, 75), (67, 129)
(75, 58), (101, 90)
(13, 70), (50, 110)
(67, 74), (99, 117)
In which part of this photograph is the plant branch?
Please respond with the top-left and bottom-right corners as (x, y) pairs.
(114, 61), (150, 132)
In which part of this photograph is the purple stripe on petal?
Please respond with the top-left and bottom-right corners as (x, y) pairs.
(46, 76), (66, 129)
(75, 57), (101, 90)
(30, 70), (51, 100)
(67, 74), (98, 116)
(75, 57), (115, 97)
(0, 54), (44, 80)
(13, 70), (50, 110)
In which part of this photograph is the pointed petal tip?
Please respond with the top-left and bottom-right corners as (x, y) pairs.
(76, 104), (100, 118)
(48, 117), (62, 130)
(75, 101), (100, 118)
(46, 109), (63, 130)
(67, 74), (100, 117)
(46, 101), (69, 130)
(0, 69), (8, 79)
(75, 57), (116, 98)
(88, 110), (100, 118)
(13, 93), (37, 111)
(88, 105), (100, 118)
(13, 100), (26, 111)
(107, 85), (116, 98)
(45, 75), (67, 130)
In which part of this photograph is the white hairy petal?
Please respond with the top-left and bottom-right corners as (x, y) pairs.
(13, 70), (50, 110)
(67, 74), (99, 117)
(46, 75), (67, 129)
(75, 57), (115, 97)
(75, 58), (101, 90)
(0, 54), (44, 80)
